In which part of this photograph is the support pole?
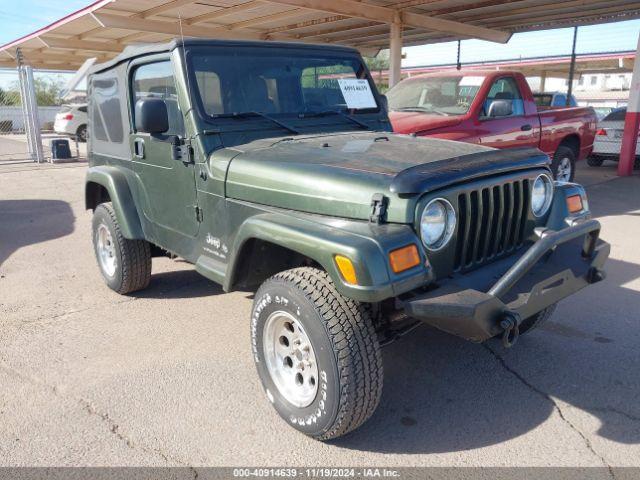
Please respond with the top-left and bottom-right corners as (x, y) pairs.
(389, 21), (402, 88)
(618, 32), (640, 176)
(567, 26), (578, 107)
(540, 71), (547, 92)
(23, 66), (44, 163)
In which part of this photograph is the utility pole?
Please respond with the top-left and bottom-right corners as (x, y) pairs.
(566, 26), (578, 107)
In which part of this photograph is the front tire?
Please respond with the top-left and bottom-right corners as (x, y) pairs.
(92, 203), (151, 294)
(251, 267), (383, 440)
(551, 146), (576, 182)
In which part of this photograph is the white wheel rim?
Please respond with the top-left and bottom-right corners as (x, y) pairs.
(96, 223), (117, 277)
(263, 310), (319, 408)
(557, 157), (572, 182)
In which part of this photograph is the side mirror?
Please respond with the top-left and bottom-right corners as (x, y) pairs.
(135, 97), (169, 134)
(487, 99), (513, 118)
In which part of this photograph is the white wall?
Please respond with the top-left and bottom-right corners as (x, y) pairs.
(0, 106), (60, 131)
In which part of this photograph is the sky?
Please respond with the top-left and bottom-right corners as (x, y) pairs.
(0, 0), (639, 87)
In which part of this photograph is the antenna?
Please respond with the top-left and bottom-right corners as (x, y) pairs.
(178, 13), (194, 115)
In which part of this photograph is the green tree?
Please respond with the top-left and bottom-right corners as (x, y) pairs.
(0, 86), (21, 106)
(8, 75), (65, 106)
(33, 77), (65, 106)
(363, 51), (390, 92)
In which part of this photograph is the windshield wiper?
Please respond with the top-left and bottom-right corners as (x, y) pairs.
(216, 111), (299, 135)
(299, 110), (371, 130)
(391, 106), (446, 116)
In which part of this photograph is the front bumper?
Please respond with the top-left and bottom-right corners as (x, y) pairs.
(403, 218), (609, 343)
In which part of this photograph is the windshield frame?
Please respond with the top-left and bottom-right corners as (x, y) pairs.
(184, 45), (383, 129)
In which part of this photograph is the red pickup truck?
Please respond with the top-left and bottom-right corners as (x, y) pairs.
(387, 70), (597, 181)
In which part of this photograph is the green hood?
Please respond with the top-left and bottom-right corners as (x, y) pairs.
(224, 132), (493, 223)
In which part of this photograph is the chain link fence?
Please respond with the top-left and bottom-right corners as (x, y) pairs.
(0, 65), (83, 165)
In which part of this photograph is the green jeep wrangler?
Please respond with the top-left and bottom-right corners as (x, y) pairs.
(86, 39), (609, 440)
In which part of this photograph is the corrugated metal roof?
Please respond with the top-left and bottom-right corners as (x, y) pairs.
(1, 0), (639, 70)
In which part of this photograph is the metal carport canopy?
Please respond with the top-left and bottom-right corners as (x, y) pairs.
(2, 0), (640, 176)
(1, 0), (639, 74)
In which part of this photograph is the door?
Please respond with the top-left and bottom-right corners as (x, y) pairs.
(130, 59), (199, 239)
(476, 76), (539, 149)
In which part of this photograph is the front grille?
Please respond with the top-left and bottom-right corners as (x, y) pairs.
(454, 178), (530, 271)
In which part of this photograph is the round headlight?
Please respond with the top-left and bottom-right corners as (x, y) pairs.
(531, 174), (554, 217)
(421, 198), (456, 250)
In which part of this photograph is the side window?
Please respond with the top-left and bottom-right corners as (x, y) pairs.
(92, 76), (124, 143)
(132, 61), (184, 136)
(483, 77), (525, 117)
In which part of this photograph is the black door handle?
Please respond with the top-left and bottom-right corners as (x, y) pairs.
(133, 138), (145, 158)
(521, 124), (533, 131)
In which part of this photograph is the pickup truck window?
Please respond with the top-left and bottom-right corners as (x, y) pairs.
(387, 75), (483, 116)
(189, 49), (377, 118)
(132, 61), (185, 136)
(482, 77), (525, 118)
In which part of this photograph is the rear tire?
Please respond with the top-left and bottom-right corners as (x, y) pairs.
(92, 203), (151, 294)
(76, 124), (87, 143)
(519, 304), (557, 335)
(587, 156), (604, 167)
(551, 146), (576, 182)
(251, 267), (383, 440)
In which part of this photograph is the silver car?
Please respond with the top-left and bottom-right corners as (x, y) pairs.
(588, 108), (639, 168)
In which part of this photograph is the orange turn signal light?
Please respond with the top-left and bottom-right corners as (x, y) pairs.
(389, 244), (421, 274)
(566, 194), (584, 214)
(335, 255), (358, 285)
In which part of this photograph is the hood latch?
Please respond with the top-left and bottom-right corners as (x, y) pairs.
(369, 193), (388, 224)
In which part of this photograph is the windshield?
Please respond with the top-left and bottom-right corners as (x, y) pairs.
(386, 75), (484, 116)
(188, 48), (379, 119)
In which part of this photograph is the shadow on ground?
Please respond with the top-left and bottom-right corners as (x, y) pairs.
(334, 255), (640, 454)
(131, 268), (224, 299)
(0, 199), (75, 266)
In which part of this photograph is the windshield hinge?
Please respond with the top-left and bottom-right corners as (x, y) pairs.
(172, 136), (194, 164)
(369, 193), (388, 224)
(194, 205), (203, 223)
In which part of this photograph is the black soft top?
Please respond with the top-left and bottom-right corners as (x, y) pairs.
(89, 38), (361, 75)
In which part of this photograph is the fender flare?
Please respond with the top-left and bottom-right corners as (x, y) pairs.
(85, 166), (145, 239)
(224, 212), (416, 303)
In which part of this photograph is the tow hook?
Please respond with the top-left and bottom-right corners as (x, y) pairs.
(500, 311), (521, 348)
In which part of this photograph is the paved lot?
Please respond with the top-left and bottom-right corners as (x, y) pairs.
(0, 158), (639, 467)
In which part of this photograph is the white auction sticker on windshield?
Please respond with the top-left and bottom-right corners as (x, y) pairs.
(338, 78), (377, 109)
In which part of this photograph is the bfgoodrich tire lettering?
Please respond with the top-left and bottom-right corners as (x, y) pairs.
(92, 202), (151, 294)
(251, 267), (383, 440)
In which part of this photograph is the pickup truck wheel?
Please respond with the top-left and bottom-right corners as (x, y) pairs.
(518, 304), (557, 335)
(551, 146), (576, 182)
(587, 156), (604, 167)
(76, 125), (87, 143)
(251, 267), (383, 440)
(92, 203), (151, 294)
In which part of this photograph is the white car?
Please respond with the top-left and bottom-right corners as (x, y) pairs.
(54, 104), (88, 142)
(588, 108), (639, 168)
